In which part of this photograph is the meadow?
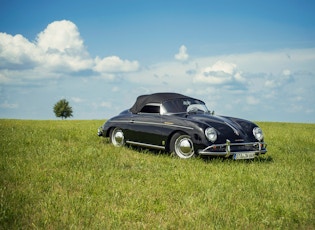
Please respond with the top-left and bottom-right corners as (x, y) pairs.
(0, 119), (314, 229)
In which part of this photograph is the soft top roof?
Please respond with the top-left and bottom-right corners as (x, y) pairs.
(130, 92), (195, 114)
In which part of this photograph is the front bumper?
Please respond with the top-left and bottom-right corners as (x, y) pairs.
(97, 127), (103, 136)
(198, 139), (267, 158)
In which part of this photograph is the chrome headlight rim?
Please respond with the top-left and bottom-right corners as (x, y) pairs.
(205, 127), (217, 142)
(253, 127), (264, 141)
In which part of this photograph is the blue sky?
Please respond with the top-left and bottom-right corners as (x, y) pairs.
(0, 0), (315, 122)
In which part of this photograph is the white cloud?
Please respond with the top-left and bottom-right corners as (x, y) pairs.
(0, 20), (139, 84)
(263, 69), (294, 89)
(265, 79), (276, 88)
(100, 101), (112, 108)
(175, 45), (189, 61)
(126, 60), (195, 88)
(282, 69), (291, 76)
(193, 60), (242, 84)
(94, 56), (139, 73)
(246, 96), (260, 105)
(35, 20), (93, 72)
(0, 33), (39, 69)
(0, 101), (18, 109)
(71, 97), (85, 103)
(36, 20), (84, 53)
(220, 49), (315, 73)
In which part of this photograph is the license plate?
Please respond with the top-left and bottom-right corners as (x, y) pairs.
(233, 152), (256, 160)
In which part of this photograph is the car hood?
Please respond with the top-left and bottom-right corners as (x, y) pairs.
(187, 113), (257, 142)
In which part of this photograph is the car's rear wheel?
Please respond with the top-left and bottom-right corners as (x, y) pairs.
(170, 133), (195, 159)
(110, 127), (125, 147)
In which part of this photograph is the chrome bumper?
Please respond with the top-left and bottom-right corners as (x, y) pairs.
(97, 127), (103, 136)
(198, 139), (267, 157)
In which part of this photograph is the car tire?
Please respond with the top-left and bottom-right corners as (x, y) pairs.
(110, 127), (125, 147)
(170, 133), (195, 159)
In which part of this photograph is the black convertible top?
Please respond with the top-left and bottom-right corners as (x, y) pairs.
(130, 92), (193, 114)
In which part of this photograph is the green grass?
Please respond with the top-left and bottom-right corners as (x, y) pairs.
(0, 120), (314, 229)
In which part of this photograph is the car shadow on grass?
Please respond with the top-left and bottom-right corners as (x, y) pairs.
(130, 146), (275, 164)
(99, 140), (274, 163)
(201, 155), (274, 163)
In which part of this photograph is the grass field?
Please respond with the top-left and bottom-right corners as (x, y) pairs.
(0, 119), (314, 229)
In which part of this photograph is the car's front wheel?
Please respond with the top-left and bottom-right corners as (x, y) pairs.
(170, 133), (195, 159)
(110, 127), (125, 147)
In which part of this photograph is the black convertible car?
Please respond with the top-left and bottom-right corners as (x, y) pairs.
(98, 93), (267, 159)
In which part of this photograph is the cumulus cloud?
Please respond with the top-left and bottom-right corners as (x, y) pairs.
(174, 45), (189, 61)
(36, 20), (84, 53)
(194, 60), (244, 84)
(0, 33), (39, 69)
(94, 56), (139, 73)
(0, 20), (139, 84)
(35, 20), (93, 72)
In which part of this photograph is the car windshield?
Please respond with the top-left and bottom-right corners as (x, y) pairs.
(162, 98), (209, 114)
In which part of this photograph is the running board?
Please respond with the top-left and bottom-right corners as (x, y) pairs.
(126, 140), (165, 150)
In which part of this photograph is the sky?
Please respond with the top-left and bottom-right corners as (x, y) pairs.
(0, 0), (315, 123)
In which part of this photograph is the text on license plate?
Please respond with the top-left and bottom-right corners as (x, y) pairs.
(233, 152), (256, 160)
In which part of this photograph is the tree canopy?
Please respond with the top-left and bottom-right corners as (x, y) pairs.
(53, 99), (73, 119)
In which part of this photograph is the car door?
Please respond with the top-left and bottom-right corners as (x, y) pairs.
(126, 104), (165, 147)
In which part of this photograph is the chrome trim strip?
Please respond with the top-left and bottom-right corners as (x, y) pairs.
(224, 122), (239, 136)
(126, 140), (165, 150)
(107, 120), (194, 130)
(132, 120), (194, 130)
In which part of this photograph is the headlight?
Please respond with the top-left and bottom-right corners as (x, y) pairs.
(253, 127), (264, 141)
(205, 127), (217, 142)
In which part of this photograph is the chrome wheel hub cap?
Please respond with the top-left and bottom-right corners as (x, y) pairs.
(114, 131), (124, 144)
(112, 128), (124, 146)
(179, 139), (193, 154)
(175, 135), (194, 158)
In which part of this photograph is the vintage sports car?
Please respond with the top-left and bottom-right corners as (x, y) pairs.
(98, 93), (267, 159)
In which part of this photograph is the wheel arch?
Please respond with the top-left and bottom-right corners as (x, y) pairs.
(105, 126), (114, 137)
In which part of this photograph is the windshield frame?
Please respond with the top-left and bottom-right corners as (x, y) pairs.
(161, 98), (210, 115)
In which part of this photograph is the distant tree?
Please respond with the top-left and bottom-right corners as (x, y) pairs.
(53, 99), (73, 119)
